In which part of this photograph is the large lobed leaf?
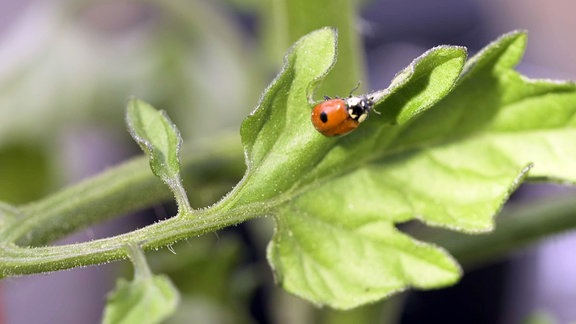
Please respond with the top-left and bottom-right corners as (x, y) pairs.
(229, 29), (576, 309)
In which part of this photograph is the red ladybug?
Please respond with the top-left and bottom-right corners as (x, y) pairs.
(311, 95), (374, 136)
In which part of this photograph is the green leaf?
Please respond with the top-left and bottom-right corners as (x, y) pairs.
(229, 28), (576, 309)
(233, 28), (466, 207)
(103, 275), (179, 324)
(223, 28), (466, 308)
(127, 99), (182, 182)
(379, 45), (467, 124)
(385, 31), (576, 231)
(126, 99), (192, 214)
(103, 245), (179, 324)
(231, 27), (339, 206)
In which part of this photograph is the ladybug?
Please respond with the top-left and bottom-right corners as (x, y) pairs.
(311, 95), (375, 136)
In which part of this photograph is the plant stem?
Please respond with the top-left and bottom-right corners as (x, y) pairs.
(0, 199), (271, 277)
(0, 133), (243, 246)
(125, 243), (152, 279)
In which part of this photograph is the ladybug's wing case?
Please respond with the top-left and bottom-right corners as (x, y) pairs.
(311, 99), (359, 137)
(323, 118), (360, 136)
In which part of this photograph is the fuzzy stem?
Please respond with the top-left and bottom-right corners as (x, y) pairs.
(0, 133), (243, 246)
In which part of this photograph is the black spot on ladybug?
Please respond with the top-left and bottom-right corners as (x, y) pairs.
(320, 111), (328, 123)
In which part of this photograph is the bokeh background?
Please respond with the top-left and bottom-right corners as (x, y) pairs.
(0, 0), (575, 323)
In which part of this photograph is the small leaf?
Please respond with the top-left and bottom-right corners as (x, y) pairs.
(103, 244), (179, 324)
(126, 99), (192, 214)
(103, 275), (179, 324)
(126, 99), (182, 182)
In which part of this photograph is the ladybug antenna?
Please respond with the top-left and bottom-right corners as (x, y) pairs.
(348, 81), (361, 97)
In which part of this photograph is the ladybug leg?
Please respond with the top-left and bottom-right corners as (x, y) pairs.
(368, 96), (381, 114)
(323, 95), (331, 100)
